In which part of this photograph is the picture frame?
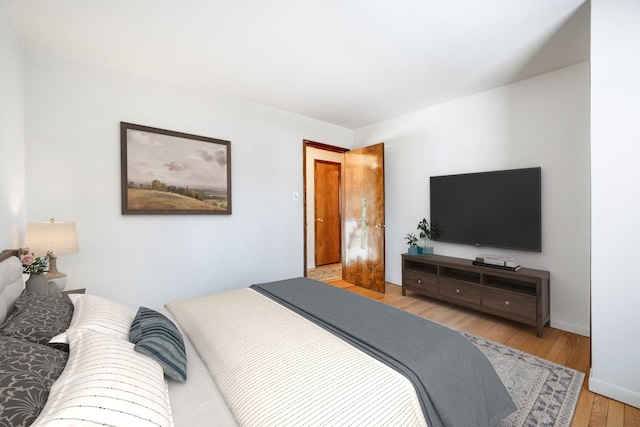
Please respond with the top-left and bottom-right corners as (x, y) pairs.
(121, 122), (231, 215)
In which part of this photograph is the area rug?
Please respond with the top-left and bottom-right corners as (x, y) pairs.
(462, 332), (585, 427)
(307, 264), (342, 281)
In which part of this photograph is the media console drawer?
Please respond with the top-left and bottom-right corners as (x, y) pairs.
(403, 269), (437, 295)
(482, 288), (536, 322)
(401, 254), (550, 337)
(438, 279), (481, 306)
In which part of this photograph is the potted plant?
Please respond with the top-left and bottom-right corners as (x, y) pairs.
(405, 233), (419, 255)
(417, 218), (434, 255)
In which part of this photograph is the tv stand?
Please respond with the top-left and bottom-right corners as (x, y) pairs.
(401, 254), (550, 337)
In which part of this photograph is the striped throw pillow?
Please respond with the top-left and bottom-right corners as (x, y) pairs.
(130, 307), (187, 382)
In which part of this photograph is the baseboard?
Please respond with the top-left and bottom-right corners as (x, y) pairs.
(550, 319), (590, 337)
(589, 370), (640, 409)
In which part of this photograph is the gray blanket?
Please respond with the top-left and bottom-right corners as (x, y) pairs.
(251, 277), (516, 427)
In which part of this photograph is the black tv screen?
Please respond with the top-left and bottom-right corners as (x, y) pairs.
(430, 167), (541, 252)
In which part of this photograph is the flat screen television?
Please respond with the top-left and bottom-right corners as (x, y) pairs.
(430, 167), (541, 252)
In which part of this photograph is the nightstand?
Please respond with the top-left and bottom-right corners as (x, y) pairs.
(61, 288), (86, 303)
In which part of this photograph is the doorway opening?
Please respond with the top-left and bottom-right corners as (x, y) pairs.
(303, 140), (347, 281)
(307, 263), (343, 281)
(303, 140), (386, 293)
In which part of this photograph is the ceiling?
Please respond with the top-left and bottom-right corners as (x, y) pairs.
(5, 0), (590, 129)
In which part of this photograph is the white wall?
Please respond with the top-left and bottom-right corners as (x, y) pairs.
(1, 6), (591, 338)
(23, 47), (353, 309)
(0, 1), (26, 249)
(590, 0), (640, 409)
(355, 63), (591, 336)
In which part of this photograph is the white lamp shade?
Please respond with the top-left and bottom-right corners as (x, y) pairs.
(24, 220), (79, 257)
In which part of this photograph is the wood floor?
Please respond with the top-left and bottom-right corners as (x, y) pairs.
(323, 277), (640, 427)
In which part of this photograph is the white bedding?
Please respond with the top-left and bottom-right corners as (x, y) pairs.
(0, 251), (425, 426)
(159, 308), (238, 427)
(0, 250), (236, 427)
(167, 288), (428, 427)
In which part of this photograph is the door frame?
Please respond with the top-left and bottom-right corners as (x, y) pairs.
(303, 140), (348, 277)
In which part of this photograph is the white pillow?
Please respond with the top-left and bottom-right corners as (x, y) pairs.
(50, 294), (135, 344)
(33, 328), (173, 427)
(0, 256), (24, 324)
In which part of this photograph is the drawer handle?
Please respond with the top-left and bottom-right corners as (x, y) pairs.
(504, 300), (510, 306)
(417, 279), (422, 284)
(456, 289), (461, 294)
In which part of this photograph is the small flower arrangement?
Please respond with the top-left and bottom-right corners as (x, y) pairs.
(20, 248), (51, 275)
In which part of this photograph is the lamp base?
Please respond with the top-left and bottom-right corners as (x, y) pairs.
(45, 257), (67, 291)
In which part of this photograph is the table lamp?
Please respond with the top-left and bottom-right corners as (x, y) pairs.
(24, 218), (79, 291)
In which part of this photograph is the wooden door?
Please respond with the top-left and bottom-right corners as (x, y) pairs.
(314, 160), (342, 266)
(343, 143), (385, 292)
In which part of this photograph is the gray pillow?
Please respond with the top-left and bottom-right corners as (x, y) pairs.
(130, 306), (187, 382)
(0, 291), (73, 347)
(0, 335), (68, 427)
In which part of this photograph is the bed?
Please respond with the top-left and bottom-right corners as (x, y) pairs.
(0, 249), (516, 427)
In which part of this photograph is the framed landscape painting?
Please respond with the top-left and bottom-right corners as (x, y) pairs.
(121, 122), (231, 215)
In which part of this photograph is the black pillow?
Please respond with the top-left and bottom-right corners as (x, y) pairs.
(0, 335), (68, 427)
(0, 291), (73, 347)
